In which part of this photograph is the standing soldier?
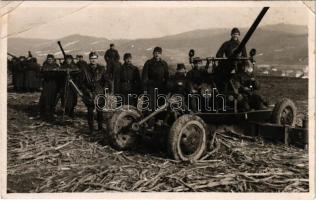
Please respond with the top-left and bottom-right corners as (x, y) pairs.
(25, 57), (41, 92)
(104, 43), (121, 93)
(168, 64), (190, 95)
(215, 27), (248, 91)
(39, 54), (60, 119)
(216, 27), (247, 59)
(142, 46), (169, 110)
(76, 55), (88, 70)
(10, 57), (19, 90)
(118, 53), (141, 106)
(60, 55), (79, 118)
(78, 52), (111, 135)
(15, 56), (27, 91)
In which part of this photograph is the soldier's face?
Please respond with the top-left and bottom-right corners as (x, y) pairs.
(124, 57), (132, 64)
(90, 58), (98, 65)
(153, 51), (161, 60)
(231, 33), (240, 41)
(47, 58), (54, 64)
(66, 58), (72, 65)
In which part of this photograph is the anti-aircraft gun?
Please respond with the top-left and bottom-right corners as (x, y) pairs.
(104, 7), (306, 161)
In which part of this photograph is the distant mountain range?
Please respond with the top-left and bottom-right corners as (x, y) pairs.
(8, 24), (308, 68)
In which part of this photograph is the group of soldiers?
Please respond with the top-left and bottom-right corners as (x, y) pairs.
(10, 28), (267, 135)
(8, 52), (42, 92)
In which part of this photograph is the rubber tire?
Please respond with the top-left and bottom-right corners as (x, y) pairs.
(108, 105), (141, 150)
(272, 98), (297, 126)
(168, 114), (208, 161)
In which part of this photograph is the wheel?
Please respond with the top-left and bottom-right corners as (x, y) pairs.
(168, 114), (208, 161)
(272, 98), (297, 126)
(108, 105), (141, 150)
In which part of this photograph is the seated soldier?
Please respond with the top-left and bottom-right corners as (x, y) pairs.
(232, 65), (268, 111)
(186, 60), (209, 112)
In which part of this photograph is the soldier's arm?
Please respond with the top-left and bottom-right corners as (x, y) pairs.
(164, 62), (169, 82)
(134, 67), (141, 94)
(101, 70), (112, 93)
(216, 42), (227, 58)
(115, 50), (120, 61)
(142, 61), (149, 90)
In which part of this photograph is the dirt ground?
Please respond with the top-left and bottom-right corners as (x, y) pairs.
(7, 76), (309, 192)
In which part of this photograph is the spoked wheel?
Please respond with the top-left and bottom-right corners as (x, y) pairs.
(108, 105), (141, 150)
(272, 98), (297, 126)
(168, 114), (207, 161)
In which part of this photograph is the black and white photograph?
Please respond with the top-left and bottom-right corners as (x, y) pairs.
(0, 1), (315, 199)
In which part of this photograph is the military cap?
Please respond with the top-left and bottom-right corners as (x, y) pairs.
(110, 43), (114, 47)
(123, 53), (132, 60)
(231, 27), (240, 35)
(176, 63), (186, 70)
(89, 52), (98, 59)
(153, 46), (162, 53)
(47, 54), (55, 59)
(65, 54), (73, 60)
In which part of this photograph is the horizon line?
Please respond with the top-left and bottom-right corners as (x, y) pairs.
(8, 23), (308, 41)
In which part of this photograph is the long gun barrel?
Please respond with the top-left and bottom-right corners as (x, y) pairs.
(231, 7), (269, 59)
(7, 53), (18, 59)
(57, 41), (67, 58)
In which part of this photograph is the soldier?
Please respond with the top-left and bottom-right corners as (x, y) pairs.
(118, 53), (141, 106)
(60, 55), (79, 118)
(216, 27), (247, 59)
(9, 57), (19, 90)
(104, 43), (120, 64)
(24, 57), (41, 92)
(232, 68), (268, 111)
(39, 54), (60, 119)
(15, 56), (27, 91)
(104, 44), (121, 90)
(76, 55), (88, 70)
(186, 60), (209, 93)
(78, 52), (111, 135)
(215, 27), (249, 92)
(167, 63), (190, 95)
(142, 46), (169, 110)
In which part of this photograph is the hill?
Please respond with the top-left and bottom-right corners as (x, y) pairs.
(8, 24), (308, 68)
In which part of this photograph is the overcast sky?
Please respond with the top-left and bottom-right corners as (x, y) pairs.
(5, 1), (310, 40)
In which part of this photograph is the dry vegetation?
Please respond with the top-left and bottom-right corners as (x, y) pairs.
(7, 76), (308, 192)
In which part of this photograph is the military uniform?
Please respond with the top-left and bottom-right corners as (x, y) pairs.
(232, 72), (267, 111)
(118, 62), (141, 106)
(104, 48), (120, 63)
(10, 58), (19, 90)
(24, 58), (41, 92)
(76, 60), (88, 70)
(39, 58), (60, 118)
(15, 57), (27, 91)
(78, 60), (111, 133)
(215, 28), (248, 92)
(142, 51), (169, 110)
(167, 64), (190, 95)
(104, 46), (121, 92)
(216, 39), (247, 59)
(186, 66), (209, 112)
